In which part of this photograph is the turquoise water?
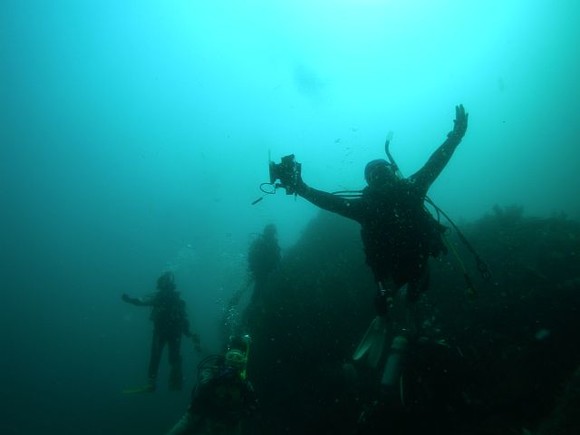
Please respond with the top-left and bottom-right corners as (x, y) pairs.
(1, 1), (578, 433)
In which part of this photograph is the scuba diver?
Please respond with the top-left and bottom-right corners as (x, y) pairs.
(269, 105), (468, 403)
(122, 271), (201, 393)
(226, 224), (281, 308)
(222, 224), (281, 339)
(247, 224), (281, 295)
(166, 335), (258, 435)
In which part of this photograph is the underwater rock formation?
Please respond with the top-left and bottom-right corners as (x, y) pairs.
(242, 207), (580, 434)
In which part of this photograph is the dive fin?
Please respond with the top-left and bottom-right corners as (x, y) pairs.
(353, 316), (388, 368)
(121, 384), (155, 395)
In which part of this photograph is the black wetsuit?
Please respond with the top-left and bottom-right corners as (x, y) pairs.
(296, 134), (461, 299)
(126, 290), (193, 389)
(248, 234), (281, 283)
(247, 230), (281, 303)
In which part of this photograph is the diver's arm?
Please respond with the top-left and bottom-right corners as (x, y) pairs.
(178, 300), (193, 337)
(277, 157), (363, 220)
(165, 410), (204, 435)
(411, 104), (468, 191)
(296, 181), (363, 221)
(178, 302), (201, 349)
(121, 293), (154, 306)
(182, 316), (200, 347)
(182, 319), (193, 338)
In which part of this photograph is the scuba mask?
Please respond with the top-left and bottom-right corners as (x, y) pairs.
(226, 334), (251, 379)
(364, 159), (397, 186)
(225, 349), (247, 370)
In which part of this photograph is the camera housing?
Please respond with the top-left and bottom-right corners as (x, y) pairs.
(269, 154), (302, 195)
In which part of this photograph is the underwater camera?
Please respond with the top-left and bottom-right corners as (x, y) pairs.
(251, 153), (302, 205)
(269, 154), (302, 195)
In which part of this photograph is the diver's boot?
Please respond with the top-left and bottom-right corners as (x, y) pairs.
(380, 335), (408, 406)
(353, 316), (388, 368)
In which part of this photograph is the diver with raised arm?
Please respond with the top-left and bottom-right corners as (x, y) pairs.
(268, 105), (468, 403)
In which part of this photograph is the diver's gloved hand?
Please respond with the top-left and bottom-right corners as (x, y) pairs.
(447, 104), (468, 141)
(277, 171), (294, 190)
(278, 154), (306, 195)
(292, 172), (307, 195)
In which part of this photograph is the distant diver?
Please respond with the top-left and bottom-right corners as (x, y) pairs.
(121, 271), (201, 394)
(166, 334), (258, 435)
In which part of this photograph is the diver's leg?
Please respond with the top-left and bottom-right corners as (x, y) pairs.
(168, 337), (183, 391)
(377, 269), (427, 405)
(406, 265), (429, 304)
(374, 279), (396, 317)
(404, 265), (430, 338)
(380, 334), (409, 404)
(147, 330), (165, 391)
(353, 279), (394, 368)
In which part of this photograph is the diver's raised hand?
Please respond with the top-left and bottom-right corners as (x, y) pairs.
(275, 154), (303, 195)
(448, 104), (468, 141)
